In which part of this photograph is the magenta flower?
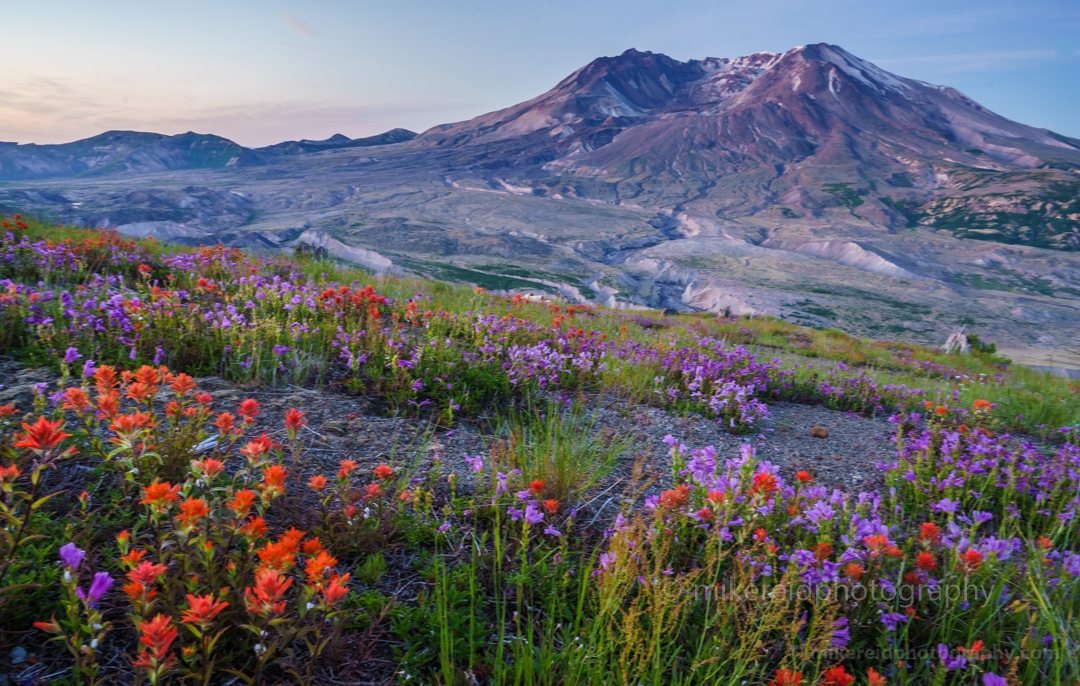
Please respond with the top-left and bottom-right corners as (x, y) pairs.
(59, 543), (85, 571)
(77, 571), (114, 606)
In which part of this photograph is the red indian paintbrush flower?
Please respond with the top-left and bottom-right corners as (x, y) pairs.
(227, 489), (257, 517)
(238, 398), (260, 423)
(214, 412), (235, 434)
(176, 498), (211, 528)
(919, 522), (942, 543)
(191, 458), (224, 478)
(245, 569), (293, 616)
(821, 665), (855, 686)
(13, 417), (70, 453)
(770, 669), (802, 686)
(140, 480), (182, 512)
(239, 516), (268, 540)
(373, 464), (393, 481)
(240, 434), (275, 462)
(308, 475), (328, 491)
(284, 407), (306, 435)
(750, 472), (778, 496)
(132, 614), (178, 674)
(0, 464), (21, 489)
(305, 550), (338, 585)
(127, 560), (169, 587)
(659, 484), (690, 509)
(322, 573), (350, 608)
(843, 563), (865, 581)
(959, 548), (984, 573)
(337, 459), (359, 479)
(259, 465), (288, 498)
(169, 373), (196, 395)
(61, 387), (92, 413)
(256, 540), (297, 572)
(180, 593), (229, 630)
(866, 667), (886, 686)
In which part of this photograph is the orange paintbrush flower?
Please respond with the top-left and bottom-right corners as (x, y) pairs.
(180, 593), (229, 630)
(227, 489), (257, 517)
(769, 669), (802, 686)
(13, 417), (70, 453)
(322, 573), (350, 608)
(61, 387), (92, 413)
(821, 665), (855, 686)
(308, 474), (329, 491)
(302, 537), (324, 555)
(139, 480), (182, 512)
(238, 398), (260, 423)
(284, 407), (306, 435)
(170, 373), (196, 395)
(304, 550), (338, 585)
(337, 459), (359, 479)
(191, 458), (225, 478)
(132, 614), (178, 673)
(245, 569), (293, 616)
(176, 498), (211, 528)
(373, 464), (393, 481)
(239, 516), (268, 540)
(214, 412), (235, 434)
(256, 539), (297, 572)
(259, 465), (288, 498)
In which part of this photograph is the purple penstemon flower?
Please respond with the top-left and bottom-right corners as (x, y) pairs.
(63, 346), (81, 365)
(544, 525), (562, 537)
(937, 643), (967, 670)
(77, 571), (114, 606)
(524, 502), (544, 526)
(81, 358), (97, 378)
(59, 543), (86, 574)
(465, 455), (483, 473)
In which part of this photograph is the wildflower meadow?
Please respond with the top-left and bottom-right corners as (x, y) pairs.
(1, 214), (1079, 685)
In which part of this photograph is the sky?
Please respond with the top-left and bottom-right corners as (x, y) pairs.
(2, 0), (1078, 147)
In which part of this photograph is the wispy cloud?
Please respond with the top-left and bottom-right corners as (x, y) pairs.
(874, 49), (1058, 73)
(280, 13), (316, 38)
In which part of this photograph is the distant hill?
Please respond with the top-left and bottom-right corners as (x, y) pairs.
(0, 128), (417, 181)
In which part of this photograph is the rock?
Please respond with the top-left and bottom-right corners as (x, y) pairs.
(9, 646), (26, 664)
(810, 425), (829, 439)
(320, 420), (347, 436)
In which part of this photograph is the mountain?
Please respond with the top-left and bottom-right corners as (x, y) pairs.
(418, 44), (1080, 250)
(1, 44), (1078, 369)
(0, 128), (416, 181)
(254, 128), (417, 156)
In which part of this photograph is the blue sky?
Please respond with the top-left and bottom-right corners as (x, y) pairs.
(2, 0), (1077, 146)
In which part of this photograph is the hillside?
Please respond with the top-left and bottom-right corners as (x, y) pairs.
(0, 218), (1079, 684)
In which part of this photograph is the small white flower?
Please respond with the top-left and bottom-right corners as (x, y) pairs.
(90, 639), (98, 649)
(306, 602), (316, 610)
(63, 570), (72, 584)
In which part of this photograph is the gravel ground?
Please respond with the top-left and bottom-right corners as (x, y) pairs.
(1, 358), (897, 521)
